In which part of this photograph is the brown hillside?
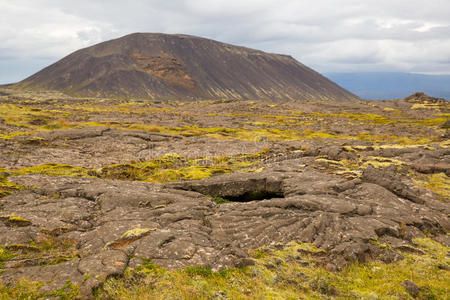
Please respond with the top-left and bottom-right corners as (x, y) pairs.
(16, 33), (358, 101)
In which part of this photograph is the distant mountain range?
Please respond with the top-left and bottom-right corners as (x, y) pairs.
(12, 33), (357, 101)
(325, 72), (450, 100)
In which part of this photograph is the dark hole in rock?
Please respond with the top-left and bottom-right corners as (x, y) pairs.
(223, 190), (284, 202)
(172, 176), (285, 203)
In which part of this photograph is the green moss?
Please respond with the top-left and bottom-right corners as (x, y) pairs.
(100, 150), (268, 183)
(411, 103), (442, 109)
(331, 238), (449, 298)
(360, 156), (405, 169)
(5, 244), (40, 252)
(0, 190), (11, 198)
(440, 140), (450, 148)
(96, 238), (449, 299)
(81, 116), (438, 146)
(410, 117), (448, 127)
(415, 172), (450, 201)
(355, 133), (434, 145)
(0, 172), (23, 198)
(149, 165), (227, 183)
(8, 215), (29, 222)
(0, 150), (265, 185)
(246, 114), (314, 127)
(0, 215), (32, 229)
(0, 104), (72, 131)
(185, 266), (214, 277)
(2, 237), (80, 270)
(338, 112), (395, 125)
(295, 242), (327, 254)
(14, 164), (92, 177)
(316, 155), (410, 179)
(292, 111), (395, 125)
(0, 279), (80, 299)
(209, 195), (232, 204)
(301, 129), (344, 139)
(106, 228), (157, 249)
(82, 122), (305, 142)
(96, 163), (149, 181)
(121, 228), (153, 239)
(59, 103), (173, 115)
(0, 92), (444, 147)
(0, 246), (15, 268)
(315, 158), (361, 178)
(0, 131), (34, 140)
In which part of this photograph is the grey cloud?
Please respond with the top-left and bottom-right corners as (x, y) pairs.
(0, 0), (449, 83)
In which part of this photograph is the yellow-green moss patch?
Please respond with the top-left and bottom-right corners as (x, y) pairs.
(0, 215), (32, 227)
(0, 279), (80, 299)
(5, 244), (40, 252)
(14, 164), (93, 177)
(96, 238), (449, 299)
(414, 172), (450, 201)
(122, 228), (154, 240)
(0, 246), (15, 268)
(411, 103), (442, 109)
(0, 172), (23, 198)
(1, 236), (81, 269)
(0, 104), (72, 131)
(99, 150), (268, 183)
(360, 156), (406, 169)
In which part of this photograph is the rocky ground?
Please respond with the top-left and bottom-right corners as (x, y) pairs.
(0, 89), (449, 299)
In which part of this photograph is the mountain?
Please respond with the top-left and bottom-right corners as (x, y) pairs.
(14, 33), (357, 101)
(325, 72), (450, 100)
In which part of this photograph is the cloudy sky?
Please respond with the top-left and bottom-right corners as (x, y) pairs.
(1, 0), (449, 83)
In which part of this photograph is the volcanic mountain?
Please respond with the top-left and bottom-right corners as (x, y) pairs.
(15, 33), (358, 101)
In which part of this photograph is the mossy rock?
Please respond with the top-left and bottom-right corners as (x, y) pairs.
(0, 215), (32, 227)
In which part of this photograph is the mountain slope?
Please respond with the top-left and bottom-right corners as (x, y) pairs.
(16, 33), (357, 101)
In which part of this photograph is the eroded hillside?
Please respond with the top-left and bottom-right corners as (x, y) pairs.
(14, 33), (358, 101)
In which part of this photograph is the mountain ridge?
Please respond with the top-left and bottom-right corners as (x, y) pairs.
(14, 33), (358, 101)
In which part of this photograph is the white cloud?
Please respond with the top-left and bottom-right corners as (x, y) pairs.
(0, 1), (114, 58)
(0, 0), (449, 83)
